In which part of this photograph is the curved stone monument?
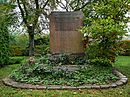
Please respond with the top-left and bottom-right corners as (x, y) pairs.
(49, 11), (84, 55)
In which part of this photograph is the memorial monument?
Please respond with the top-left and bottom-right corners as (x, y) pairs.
(49, 11), (84, 56)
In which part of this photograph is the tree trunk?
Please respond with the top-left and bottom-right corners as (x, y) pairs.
(28, 26), (34, 56)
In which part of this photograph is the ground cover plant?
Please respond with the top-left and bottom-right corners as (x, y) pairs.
(0, 56), (130, 97)
(10, 64), (118, 86)
(10, 54), (118, 86)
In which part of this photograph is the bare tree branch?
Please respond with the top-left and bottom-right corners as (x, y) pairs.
(17, 0), (28, 26)
(35, 0), (39, 9)
(32, 0), (40, 29)
(57, 0), (69, 11)
(22, 1), (28, 18)
(43, 0), (50, 8)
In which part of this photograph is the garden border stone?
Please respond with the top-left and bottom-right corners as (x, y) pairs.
(2, 69), (128, 90)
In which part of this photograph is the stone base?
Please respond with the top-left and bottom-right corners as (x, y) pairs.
(3, 69), (128, 90)
(48, 53), (86, 65)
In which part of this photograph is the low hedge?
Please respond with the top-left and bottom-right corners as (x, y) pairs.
(120, 40), (130, 56)
(9, 45), (49, 56)
(9, 57), (24, 64)
(9, 45), (27, 56)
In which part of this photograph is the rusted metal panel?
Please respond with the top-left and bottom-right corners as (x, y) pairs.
(49, 11), (84, 54)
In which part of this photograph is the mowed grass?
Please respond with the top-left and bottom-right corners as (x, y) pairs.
(0, 56), (130, 97)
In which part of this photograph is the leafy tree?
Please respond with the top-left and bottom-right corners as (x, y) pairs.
(11, 0), (95, 56)
(81, 0), (129, 62)
(0, 2), (15, 67)
(11, 0), (57, 56)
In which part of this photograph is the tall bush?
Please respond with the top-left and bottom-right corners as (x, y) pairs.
(81, 0), (129, 63)
(0, 22), (10, 66)
(0, 3), (14, 67)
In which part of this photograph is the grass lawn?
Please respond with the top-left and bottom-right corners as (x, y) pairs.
(0, 56), (130, 97)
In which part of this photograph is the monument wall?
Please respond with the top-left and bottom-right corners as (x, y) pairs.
(49, 11), (84, 54)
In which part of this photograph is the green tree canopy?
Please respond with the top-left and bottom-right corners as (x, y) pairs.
(10, 0), (59, 56)
(81, 0), (130, 62)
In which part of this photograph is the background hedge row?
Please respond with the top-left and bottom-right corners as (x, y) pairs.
(120, 40), (130, 56)
(9, 34), (49, 56)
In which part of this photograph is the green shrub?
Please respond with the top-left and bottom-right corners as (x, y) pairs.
(9, 57), (24, 64)
(85, 43), (99, 59)
(9, 34), (29, 56)
(81, 0), (128, 63)
(10, 54), (118, 86)
(34, 34), (49, 55)
(9, 34), (29, 47)
(9, 34), (49, 56)
(9, 45), (49, 56)
(46, 53), (88, 65)
(0, 4), (12, 67)
(34, 34), (49, 45)
(120, 40), (130, 56)
(90, 58), (112, 66)
(49, 53), (70, 65)
(9, 45), (27, 56)
(0, 28), (10, 67)
(35, 45), (49, 55)
(0, 3), (16, 67)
